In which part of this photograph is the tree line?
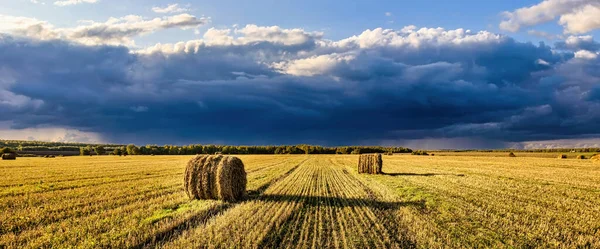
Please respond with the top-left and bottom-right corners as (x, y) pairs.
(78, 144), (413, 156)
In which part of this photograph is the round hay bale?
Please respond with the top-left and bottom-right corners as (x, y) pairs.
(184, 155), (247, 201)
(508, 152), (516, 157)
(576, 155), (586, 159)
(216, 156), (247, 201)
(558, 154), (567, 159)
(357, 154), (382, 174)
(591, 154), (600, 162)
(2, 153), (16, 160)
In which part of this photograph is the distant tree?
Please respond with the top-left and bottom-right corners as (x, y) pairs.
(1, 147), (14, 154)
(126, 144), (140, 155)
(79, 147), (91, 156)
(94, 146), (106, 156)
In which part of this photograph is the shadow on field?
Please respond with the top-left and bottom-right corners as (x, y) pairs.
(257, 194), (426, 210)
(245, 158), (308, 199)
(132, 159), (308, 249)
(383, 172), (465, 177)
(131, 202), (233, 249)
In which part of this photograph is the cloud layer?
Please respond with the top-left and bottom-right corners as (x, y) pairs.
(500, 0), (600, 34)
(1, 21), (600, 147)
(54, 0), (98, 6)
(0, 13), (209, 46)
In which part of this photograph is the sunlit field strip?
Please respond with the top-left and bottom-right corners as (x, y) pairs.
(0, 155), (304, 248)
(162, 156), (416, 248)
(334, 155), (600, 248)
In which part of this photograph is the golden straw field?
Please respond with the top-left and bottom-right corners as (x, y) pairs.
(1, 154), (599, 248)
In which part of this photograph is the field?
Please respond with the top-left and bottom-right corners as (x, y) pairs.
(1, 155), (599, 248)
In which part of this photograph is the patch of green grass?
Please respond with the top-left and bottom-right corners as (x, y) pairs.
(142, 200), (215, 225)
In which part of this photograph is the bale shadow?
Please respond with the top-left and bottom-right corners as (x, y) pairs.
(132, 159), (308, 248)
(257, 194), (426, 210)
(245, 158), (307, 199)
(130, 202), (232, 249)
(383, 172), (465, 177)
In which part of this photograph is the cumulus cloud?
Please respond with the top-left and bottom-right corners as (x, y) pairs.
(555, 35), (600, 51)
(54, 0), (97, 6)
(558, 4), (600, 34)
(0, 13), (209, 46)
(574, 50), (598, 59)
(152, 4), (190, 14)
(500, 0), (600, 34)
(1, 23), (599, 146)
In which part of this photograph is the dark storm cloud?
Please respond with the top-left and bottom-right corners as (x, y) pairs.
(1, 27), (600, 146)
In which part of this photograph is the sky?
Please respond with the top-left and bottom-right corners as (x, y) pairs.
(1, 0), (600, 149)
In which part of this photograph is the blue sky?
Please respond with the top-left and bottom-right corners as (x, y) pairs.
(1, 0), (600, 149)
(2, 0), (592, 45)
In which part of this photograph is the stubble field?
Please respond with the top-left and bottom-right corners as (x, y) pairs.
(1, 154), (599, 248)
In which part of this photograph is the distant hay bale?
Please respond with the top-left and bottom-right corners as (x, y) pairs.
(431, 153), (435, 156)
(2, 153), (16, 160)
(576, 155), (586, 159)
(558, 154), (567, 159)
(384, 152), (393, 156)
(185, 155), (247, 201)
(591, 154), (600, 162)
(358, 154), (383, 174)
(508, 152), (516, 157)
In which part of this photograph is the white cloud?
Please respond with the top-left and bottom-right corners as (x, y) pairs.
(234, 24), (323, 46)
(54, 0), (97, 6)
(558, 4), (600, 34)
(0, 13), (209, 46)
(30, 0), (46, 4)
(574, 50), (598, 59)
(152, 3), (190, 14)
(500, 0), (600, 34)
(333, 27), (503, 49)
(385, 12), (392, 17)
(139, 24), (321, 53)
(536, 59), (550, 65)
(273, 53), (356, 76)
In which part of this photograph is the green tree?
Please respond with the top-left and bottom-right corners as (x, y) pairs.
(126, 144), (140, 155)
(113, 148), (122, 156)
(94, 146), (106, 156)
(1, 147), (14, 154)
(79, 147), (91, 156)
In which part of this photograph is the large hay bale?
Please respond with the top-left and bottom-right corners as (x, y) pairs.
(185, 155), (247, 201)
(358, 154), (382, 174)
(2, 153), (16, 160)
(558, 154), (567, 159)
(576, 155), (586, 159)
(508, 152), (516, 157)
